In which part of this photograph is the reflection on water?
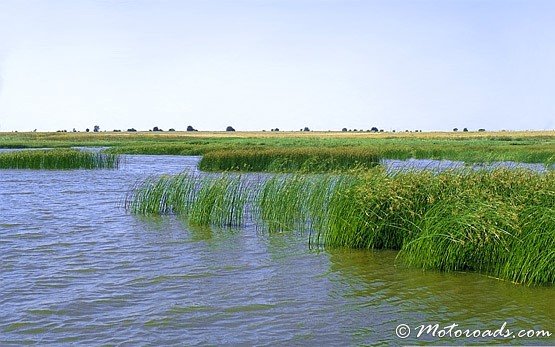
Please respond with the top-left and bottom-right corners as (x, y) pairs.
(1, 155), (553, 345)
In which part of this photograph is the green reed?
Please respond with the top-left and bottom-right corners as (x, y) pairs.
(198, 147), (381, 173)
(0, 149), (120, 169)
(127, 168), (554, 285)
(127, 173), (248, 227)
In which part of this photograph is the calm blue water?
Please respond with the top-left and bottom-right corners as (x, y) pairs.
(1, 156), (553, 345)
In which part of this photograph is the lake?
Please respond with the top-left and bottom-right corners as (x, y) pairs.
(1, 155), (553, 345)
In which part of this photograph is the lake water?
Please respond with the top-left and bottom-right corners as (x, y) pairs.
(1, 156), (553, 345)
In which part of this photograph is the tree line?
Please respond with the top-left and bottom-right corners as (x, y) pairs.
(56, 125), (487, 133)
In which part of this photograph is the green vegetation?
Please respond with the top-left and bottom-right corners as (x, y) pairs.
(127, 169), (555, 285)
(1, 131), (554, 167)
(199, 147), (380, 172)
(0, 149), (120, 169)
(126, 174), (249, 227)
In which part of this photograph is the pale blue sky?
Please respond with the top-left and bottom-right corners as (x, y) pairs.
(0, 0), (554, 132)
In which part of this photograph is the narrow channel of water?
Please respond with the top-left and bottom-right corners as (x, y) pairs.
(1, 155), (553, 345)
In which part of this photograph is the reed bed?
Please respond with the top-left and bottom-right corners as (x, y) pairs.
(199, 147), (381, 172)
(0, 149), (120, 169)
(127, 168), (554, 285)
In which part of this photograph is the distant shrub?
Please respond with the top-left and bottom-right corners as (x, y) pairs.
(463, 128), (469, 132)
(478, 128), (486, 132)
(226, 126), (235, 132)
(169, 128), (176, 132)
(453, 128), (458, 132)
(127, 128), (137, 132)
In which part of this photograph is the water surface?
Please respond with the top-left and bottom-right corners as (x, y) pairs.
(1, 155), (553, 345)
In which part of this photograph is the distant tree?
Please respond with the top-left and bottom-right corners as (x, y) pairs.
(226, 126), (235, 132)
(379, 129), (384, 132)
(113, 129), (121, 132)
(186, 125), (196, 131)
(453, 128), (458, 132)
(152, 126), (162, 132)
(93, 125), (100, 132)
(342, 128), (347, 132)
(273, 128), (279, 132)
(478, 128), (486, 132)
(370, 127), (379, 132)
(463, 128), (469, 132)
(392, 130), (395, 133)
(303, 127), (310, 132)
(353, 129), (357, 132)
(168, 128), (175, 132)
(127, 128), (137, 132)
(86, 128), (90, 132)
(72, 128), (77, 132)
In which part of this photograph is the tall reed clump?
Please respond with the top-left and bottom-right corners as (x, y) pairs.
(126, 173), (249, 227)
(0, 149), (120, 169)
(198, 147), (381, 173)
(127, 168), (554, 285)
(394, 169), (555, 285)
(253, 174), (358, 233)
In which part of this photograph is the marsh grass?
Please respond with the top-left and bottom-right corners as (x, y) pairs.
(127, 173), (248, 227)
(199, 147), (381, 172)
(127, 168), (554, 285)
(2, 131), (553, 166)
(0, 149), (120, 169)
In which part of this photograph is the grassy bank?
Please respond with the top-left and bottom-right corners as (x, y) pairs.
(0, 149), (120, 169)
(127, 169), (555, 285)
(1, 131), (554, 166)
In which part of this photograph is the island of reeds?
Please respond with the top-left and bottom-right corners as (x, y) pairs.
(198, 147), (381, 172)
(126, 169), (555, 286)
(0, 149), (120, 170)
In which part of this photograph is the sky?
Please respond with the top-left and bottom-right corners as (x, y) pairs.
(0, 0), (554, 132)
